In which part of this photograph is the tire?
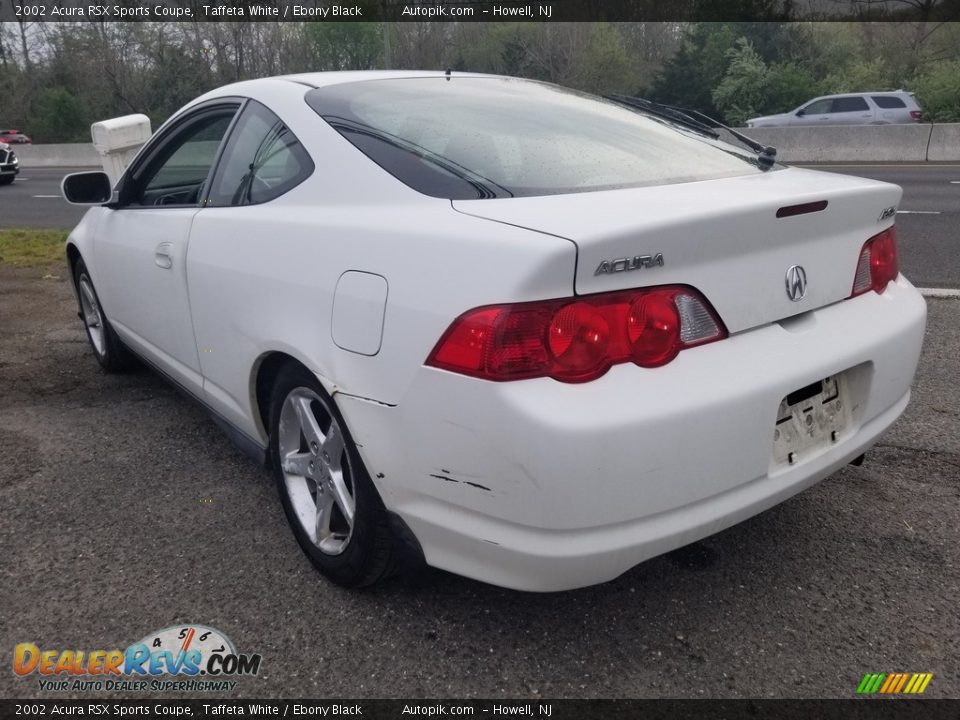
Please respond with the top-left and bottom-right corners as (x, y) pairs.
(269, 363), (394, 588)
(0, 175), (14, 186)
(73, 258), (132, 372)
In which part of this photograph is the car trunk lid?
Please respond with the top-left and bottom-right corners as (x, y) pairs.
(452, 167), (901, 334)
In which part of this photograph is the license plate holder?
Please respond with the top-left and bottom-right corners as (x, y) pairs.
(772, 374), (850, 466)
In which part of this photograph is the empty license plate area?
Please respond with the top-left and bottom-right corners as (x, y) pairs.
(773, 374), (851, 466)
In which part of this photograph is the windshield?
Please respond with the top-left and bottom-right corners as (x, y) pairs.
(306, 77), (773, 200)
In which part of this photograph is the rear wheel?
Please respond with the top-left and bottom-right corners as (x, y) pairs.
(73, 258), (131, 372)
(269, 363), (394, 587)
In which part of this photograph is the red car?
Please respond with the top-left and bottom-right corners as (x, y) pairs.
(0, 129), (31, 144)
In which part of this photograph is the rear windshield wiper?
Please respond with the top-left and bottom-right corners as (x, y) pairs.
(607, 95), (778, 171)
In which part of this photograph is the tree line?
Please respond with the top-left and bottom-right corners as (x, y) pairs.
(0, 20), (958, 142)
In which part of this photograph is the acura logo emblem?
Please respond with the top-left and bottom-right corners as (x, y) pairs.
(785, 265), (807, 302)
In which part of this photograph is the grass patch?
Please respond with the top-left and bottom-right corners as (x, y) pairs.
(0, 228), (68, 267)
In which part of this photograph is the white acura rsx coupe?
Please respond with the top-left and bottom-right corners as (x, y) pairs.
(61, 71), (926, 592)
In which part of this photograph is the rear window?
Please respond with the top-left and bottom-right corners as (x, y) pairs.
(872, 95), (907, 109)
(306, 77), (770, 200)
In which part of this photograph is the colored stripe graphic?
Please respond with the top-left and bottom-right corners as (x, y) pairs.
(879, 674), (897, 693)
(857, 672), (932, 694)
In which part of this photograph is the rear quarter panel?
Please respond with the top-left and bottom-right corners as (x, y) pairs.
(186, 185), (577, 443)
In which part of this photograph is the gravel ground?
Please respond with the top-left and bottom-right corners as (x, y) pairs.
(1, 264), (957, 699)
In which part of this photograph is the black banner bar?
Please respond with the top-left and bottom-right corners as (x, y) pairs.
(2, 0), (958, 22)
(3, 700), (960, 720)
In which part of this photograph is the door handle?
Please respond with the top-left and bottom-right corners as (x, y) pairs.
(155, 243), (173, 269)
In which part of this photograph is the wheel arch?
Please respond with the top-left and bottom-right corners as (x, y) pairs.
(65, 243), (82, 303)
(252, 350), (338, 446)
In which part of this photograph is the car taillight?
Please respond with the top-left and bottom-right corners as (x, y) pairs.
(426, 286), (727, 383)
(910, 110), (922, 121)
(851, 227), (898, 297)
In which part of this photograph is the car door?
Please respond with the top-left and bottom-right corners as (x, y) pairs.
(826, 96), (874, 125)
(185, 100), (315, 436)
(93, 101), (241, 395)
(789, 98), (833, 126)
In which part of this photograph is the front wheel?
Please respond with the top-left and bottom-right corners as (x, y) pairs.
(269, 363), (394, 587)
(73, 258), (131, 372)
(0, 175), (14, 186)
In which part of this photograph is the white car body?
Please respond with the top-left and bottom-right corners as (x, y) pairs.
(64, 72), (926, 591)
(747, 91), (922, 128)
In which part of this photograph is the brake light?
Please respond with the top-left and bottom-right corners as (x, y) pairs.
(851, 227), (898, 297)
(910, 110), (922, 121)
(427, 286), (726, 383)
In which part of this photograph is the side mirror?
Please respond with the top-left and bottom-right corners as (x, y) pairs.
(61, 171), (114, 206)
(796, 109), (806, 117)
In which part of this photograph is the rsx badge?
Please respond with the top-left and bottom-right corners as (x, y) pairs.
(595, 253), (664, 276)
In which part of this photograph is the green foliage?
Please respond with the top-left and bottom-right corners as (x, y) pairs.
(649, 24), (739, 117)
(910, 61), (960, 123)
(305, 22), (383, 70)
(28, 88), (89, 144)
(654, 22), (960, 124)
(2, 21), (959, 141)
(569, 24), (636, 95)
(712, 38), (820, 125)
(823, 58), (893, 94)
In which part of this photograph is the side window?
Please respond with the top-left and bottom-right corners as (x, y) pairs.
(207, 101), (313, 207)
(802, 99), (832, 115)
(872, 96), (906, 109)
(134, 111), (235, 207)
(831, 97), (870, 113)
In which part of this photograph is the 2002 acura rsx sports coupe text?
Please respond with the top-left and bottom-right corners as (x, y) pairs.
(61, 71), (926, 592)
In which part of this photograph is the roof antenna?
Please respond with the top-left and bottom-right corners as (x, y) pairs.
(445, 68), (452, 81)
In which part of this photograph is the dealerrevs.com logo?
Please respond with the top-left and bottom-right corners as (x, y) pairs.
(13, 625), (262, 692)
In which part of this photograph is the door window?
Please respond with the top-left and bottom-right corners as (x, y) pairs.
(207, 101), (313, 207)
(802, 99), (832, 115)
(134, 110), (236, 207)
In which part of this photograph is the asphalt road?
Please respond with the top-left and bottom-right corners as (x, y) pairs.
(0, 263), (957, 699)
(0, 166), (95, 229)
(802, 164), (960, 290)
(3, 164), (959, 289)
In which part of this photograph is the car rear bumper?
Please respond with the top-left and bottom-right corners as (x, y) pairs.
(338, 277), (927, 591)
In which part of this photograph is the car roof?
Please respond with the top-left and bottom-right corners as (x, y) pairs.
(201, 70), (500, 98)
(278, 70), (499, 87)
(814, 91), (913, 99)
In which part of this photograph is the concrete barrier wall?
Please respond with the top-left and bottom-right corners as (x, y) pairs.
(927, 124), (960, 162)
(737, 124), (936, 163)
(13, 124), (960, 166)
(15, 143), (101, 167)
